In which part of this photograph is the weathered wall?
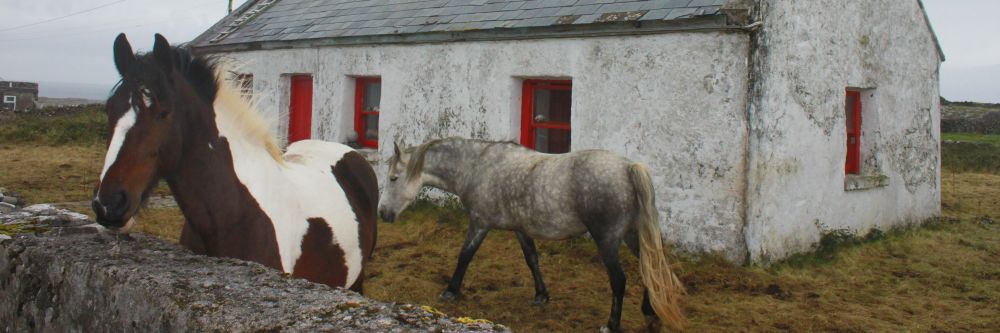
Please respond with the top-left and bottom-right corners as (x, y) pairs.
(216, 32), (751, 261)
(0, 225), (505, 332)
(745, 0), (942, 263)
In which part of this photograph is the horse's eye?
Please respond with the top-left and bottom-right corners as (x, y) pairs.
(389, 175), (398, 182)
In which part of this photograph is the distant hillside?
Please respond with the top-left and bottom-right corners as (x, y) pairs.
(36, 97), (103, 109)
(941, 99), (1000, 134)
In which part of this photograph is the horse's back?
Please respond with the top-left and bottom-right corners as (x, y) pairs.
(539, 149), (637, 215)
(285, 140), (378, 250)
(482, 148), (637, 239)
(284, 140), (356, 167)
(283, 140), (378, 286)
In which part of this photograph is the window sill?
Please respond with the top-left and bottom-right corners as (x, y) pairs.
(844, 174), (889, 191)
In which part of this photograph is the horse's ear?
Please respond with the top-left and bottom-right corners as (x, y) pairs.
(113, 33), (136, 79)
(153, 33), (173, 74)
(393, 140), (402, 158)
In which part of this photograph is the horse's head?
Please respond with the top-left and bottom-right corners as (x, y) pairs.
(378, 141), (424, 222)
(92, 33), (187, 231)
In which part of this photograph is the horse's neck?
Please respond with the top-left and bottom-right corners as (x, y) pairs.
(166, 105), (286, 256)
(420, 140), (485, 194)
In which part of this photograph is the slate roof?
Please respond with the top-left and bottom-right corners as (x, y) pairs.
(192, 0), (730, 49)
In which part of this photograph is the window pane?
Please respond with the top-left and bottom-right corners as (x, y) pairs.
(363, 81), (381, 112)
(364, 114), (379, 141)
(533, 89), (551, 122)
(548, 90), (571, 123)
(531, 89), (571, 123)
(238, 74), (253, 101)
(535, 128), (570, 154)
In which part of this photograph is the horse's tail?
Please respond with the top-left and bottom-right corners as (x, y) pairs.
(629, 163), (686, 330)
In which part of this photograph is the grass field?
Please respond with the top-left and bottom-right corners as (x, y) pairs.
(2, 111), (998, 332)
(942, 132), (1000, 146)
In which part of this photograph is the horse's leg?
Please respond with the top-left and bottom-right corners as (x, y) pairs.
(515, 231), (549, 305)
(595, 236), (627, 333)
(626, 231), (661, 333)
(440, 224), (490, 301)
(179, 222), (207, 255)
(348, 270), (364, 294)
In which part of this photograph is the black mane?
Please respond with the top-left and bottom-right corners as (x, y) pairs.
(170, 46), (218, 104)
(112, 45), (219, 105)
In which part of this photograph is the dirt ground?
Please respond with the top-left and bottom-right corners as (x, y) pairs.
(2, 142), (998, 332)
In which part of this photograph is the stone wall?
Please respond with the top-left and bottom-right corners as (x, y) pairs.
(0, 207), (506, 333)
(941, 110), (1000, 135)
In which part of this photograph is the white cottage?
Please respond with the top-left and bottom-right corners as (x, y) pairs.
(191, 0), (944, 264)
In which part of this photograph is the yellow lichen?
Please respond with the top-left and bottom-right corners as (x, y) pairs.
(455, 317), (493, 325)
(420, 305), (446, 317)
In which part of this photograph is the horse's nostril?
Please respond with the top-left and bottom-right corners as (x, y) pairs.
(112, 191), (127, 206)
(97, 191), (129, 218)
(381, 210), (396, 223)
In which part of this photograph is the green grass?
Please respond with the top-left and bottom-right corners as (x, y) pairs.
(942, 132), (1000, 146)
(942, 140), (1000, 174)
(3, 109), (1000, 331)
(0, 105), (107, 145)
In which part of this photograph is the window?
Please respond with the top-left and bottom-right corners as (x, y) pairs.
(354, 77), (381, 149)
(521, 79), (571, 154)
(845, 90), (862, 174)
(2, 95), (15, 110)
(843, 88), (888, 191)
(236, 74), (253, 101)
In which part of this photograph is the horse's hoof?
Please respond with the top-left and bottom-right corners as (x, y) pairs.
(532, 293), (549, 305)
(598, 326), (621, 333)
(439, 290), (462, 301)
(644, 315), (663, 333)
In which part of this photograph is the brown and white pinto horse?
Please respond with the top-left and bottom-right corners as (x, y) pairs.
(92, 33), (378, 292)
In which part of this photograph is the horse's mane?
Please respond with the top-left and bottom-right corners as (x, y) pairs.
(403, 137), (527, 179)
(173, 48), (283, 162)
(405, 138), (443, 181)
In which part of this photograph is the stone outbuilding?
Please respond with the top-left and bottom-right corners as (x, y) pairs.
(0, 81), (38, 112)
(191, 0), (944, 264)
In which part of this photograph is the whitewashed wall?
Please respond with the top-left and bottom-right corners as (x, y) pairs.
(216, 31), (752, 261)
(744, 0), (943, 264)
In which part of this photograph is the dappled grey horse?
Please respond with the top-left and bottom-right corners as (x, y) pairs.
(378, 137), (685, 332)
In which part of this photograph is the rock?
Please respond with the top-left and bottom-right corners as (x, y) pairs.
(0, 225), (508, 332)
(22, 204), (58, 215)
(0, 203), (14, 214)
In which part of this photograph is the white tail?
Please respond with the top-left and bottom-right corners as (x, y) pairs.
(629, 163), (686, 330)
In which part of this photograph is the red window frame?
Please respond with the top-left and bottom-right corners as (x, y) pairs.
(354, 77), (381, 149)
(521, 79), (572, 152)
(845, 90), (862, 174)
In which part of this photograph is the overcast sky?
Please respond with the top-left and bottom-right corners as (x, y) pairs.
(0, 0), (996, 102)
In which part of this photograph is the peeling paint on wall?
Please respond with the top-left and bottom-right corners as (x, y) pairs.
(745, 0), (942, 264)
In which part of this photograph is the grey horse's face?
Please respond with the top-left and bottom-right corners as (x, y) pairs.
(378, 143), (421, 222)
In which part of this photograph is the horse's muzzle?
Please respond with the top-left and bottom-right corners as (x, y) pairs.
(92, 191), (130, 228)
(378, 207), (396, 223)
